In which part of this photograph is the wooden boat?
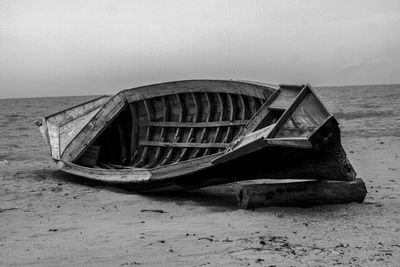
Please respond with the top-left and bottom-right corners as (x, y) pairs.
(35, 80), (356, 192)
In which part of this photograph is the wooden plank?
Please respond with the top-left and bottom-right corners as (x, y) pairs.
(128, 103), (138, 163)
(307, 84), (332, 116)
(193, 92), (212, 158)
(60, 161), (151, 183)
(59, 107), (102, 155)
(225, 89), (280, 152)
(213, 93), (224, 143)
(150, 152), (224, 179)
(47, 121), (60, 160)
(136, 99), (154, 167)
(238, 94), (248, 120)
(61, 92), (127, 162)
(222, 93), (236, 143)
(139, 141), (228, 148)
(160, 94), (184, 166)
(46, 96), (110, 126)
(123, 80), (275, 103)
(267, 85), (308, 138)
(265, 138), (312, 148)
(241, 89), (280, 135)
(146, 96), (169, 167)
(238, 178), (367, 209)
(247, 96), (257, 116)
(176, 93), (200, 162)
(142, 120), (247, 128)
(271, 84), (331, 139)
(268, 87), (301, 110)
(212, 127), (313, 166)
(226, 124), (275, 153)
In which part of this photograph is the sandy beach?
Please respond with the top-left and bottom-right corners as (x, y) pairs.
(1, 86), (399, 266)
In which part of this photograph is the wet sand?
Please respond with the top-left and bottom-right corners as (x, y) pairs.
(1, 87), (399, 266)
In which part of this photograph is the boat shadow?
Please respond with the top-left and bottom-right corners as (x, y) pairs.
(43, 169), (361, 213)
(47, 169), (240, 210)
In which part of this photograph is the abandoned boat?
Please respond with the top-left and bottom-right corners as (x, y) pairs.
(35, 80), (356, 192)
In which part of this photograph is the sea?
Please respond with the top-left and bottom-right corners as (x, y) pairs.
(1, 84), (399, 162)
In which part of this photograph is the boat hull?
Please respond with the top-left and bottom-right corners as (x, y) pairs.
(36, 80), (357, 192)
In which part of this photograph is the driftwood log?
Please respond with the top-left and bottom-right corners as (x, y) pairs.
(237, 178), (367, 209)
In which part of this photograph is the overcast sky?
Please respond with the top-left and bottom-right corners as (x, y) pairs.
(1, 0), (399, 98)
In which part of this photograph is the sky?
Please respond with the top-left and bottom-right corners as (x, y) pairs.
(1, 0), (400, 98)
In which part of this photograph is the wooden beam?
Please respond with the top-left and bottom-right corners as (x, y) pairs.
(123, 80), (274, 103)
(139, 141), (228, 148)
(225, 89), (280, 152)
(267, 85), (308, 138)
(146, 96), (169, 168)
(46, 95), (110, 126)
(136, 99), (154, 167)
(193, 92), (212, 158)
(265, 138), (312, 148)
(62, 92), (127, 162)
(213, 93), (224, 144)
(177, 92), (199, 162)
(151, 152), (223, 179)
(160, 94), (184, 166)
(237, 178), (367, 209)
(222, 93), (236, 143)
(128, 103), (138, 163)
(238, 94), (248, 120)
(142, 120), (248, 128)
(241, 89), (280, 136)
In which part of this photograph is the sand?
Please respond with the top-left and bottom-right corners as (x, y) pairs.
(0, 138), (398, 266)
(1, 87), (399, 266)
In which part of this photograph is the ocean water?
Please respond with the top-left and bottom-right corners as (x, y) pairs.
(0, 85), (399, 162)
(316, 84), (400, 139)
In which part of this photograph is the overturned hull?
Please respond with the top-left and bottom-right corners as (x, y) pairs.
(35, 80), (356, 192)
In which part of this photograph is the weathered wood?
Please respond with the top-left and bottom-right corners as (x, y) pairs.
(123, 80), (273, 103)
(267, 85), (308, 138)
(46, 121), (60, 160)
(46, 95), (110, 126)
(160, 94), (184, 166)
(238, 178), (367, 209)
(142, 120), (247, 128)
(128, 103), (138, 163)
(151, 152), (223, 179)
(146, 96), (169, 167)
(265, 138), (312, 148)
(212, 124), (275, 165)
(136, 99), (154, 167)
(247, 96), (256, 116)
(60, 161), (151, 183)
(139, 141), (228, 148)
(59, 107), (102, 154)
(225, 90), (280, 152)
(234, 89), (280, 139)
(238, 94), (248, 120)
(193, 92), (213, 158)
(212, 93), (224, 143)
(61, 92), (127, 162)
(274, 89), (331, 139)
(37, 80), (357, 193)
(222, 93), (236, 143)
(268, 86), (302, 110)
(177, 93), (199, 162)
